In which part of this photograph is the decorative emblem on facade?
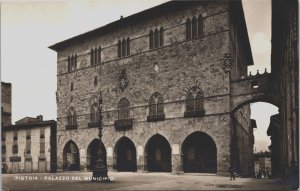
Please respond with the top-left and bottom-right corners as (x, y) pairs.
(119, 69), (128, 92)
(223, 53), (232, 72)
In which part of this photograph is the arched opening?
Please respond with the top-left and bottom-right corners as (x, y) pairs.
(231, 101), (279, 178)
(87, 139), (106, 171)
(63, 141), (80, 171)
(114, 137), (137, 172)
(182, 131), (217, 173)
(145, 134), (171, 172)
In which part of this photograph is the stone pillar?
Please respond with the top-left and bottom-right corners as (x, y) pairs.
(106, 146), (114, 171)
(79, 149), (87, 171)
(56, 153), (64, 172)
(136, 145), (146, 172)
(171, 144), (182, 174)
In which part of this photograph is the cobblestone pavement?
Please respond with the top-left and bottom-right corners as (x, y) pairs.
(2, 172), (298, 191)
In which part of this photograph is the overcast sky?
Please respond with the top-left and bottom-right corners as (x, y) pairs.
(1, 0), (277, 152)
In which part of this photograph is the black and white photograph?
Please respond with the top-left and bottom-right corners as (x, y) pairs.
(1, 0), (299, 190)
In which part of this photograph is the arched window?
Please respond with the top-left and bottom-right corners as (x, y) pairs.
(122, 39), (126, 57)
(118, 98), (130, 119)
(149, 30), (153, 49)
(74, 54), (77, 70)
(192, 16), (197, 39)
(127, 38), (130, 56)
(89, 104), (100, 127)
(184, 87), (205, 118)
(118, 40), (122, 58)
(154, 28), (159, 48)
(90, 49), (94, 66)
(67, 107), (77, 129)
(186, 16), (204, 40)
(159, 27), (164, 47)
(68, 56), (71, 72)
(198, 15), (204, 37)
(186, 18), (191, 40)
(147, 93), (165, 122)
(98, 46), (101, 64)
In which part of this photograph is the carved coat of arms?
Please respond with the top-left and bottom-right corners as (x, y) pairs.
(223, 53), (233, 72)
(119, 69), (128, 92)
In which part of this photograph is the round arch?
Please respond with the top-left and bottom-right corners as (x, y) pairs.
(145, 134), (172, 172)
(182, 131), (217, 173)
(231, 97), (280, 114)
(86, 139), (107, 171)
(63, 140), (80, 171)
(113, 137), (137, 172)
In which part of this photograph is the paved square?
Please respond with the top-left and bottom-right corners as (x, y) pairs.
(2, 172), (298, 191)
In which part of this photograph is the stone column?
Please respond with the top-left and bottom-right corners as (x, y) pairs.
(136, 145), (146, 172)
(79, 149), (87, 171)
(171, 144), (182, 174)
(106, 146), (114, 171)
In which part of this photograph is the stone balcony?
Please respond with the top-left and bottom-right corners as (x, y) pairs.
(114, 118), (133, 131)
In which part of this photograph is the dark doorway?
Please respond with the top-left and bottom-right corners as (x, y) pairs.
(146, 134), (171, 172)
(63, 141), (80, 171)
(182, 132), (217, 173)
(114, 137), (137, 172)
(87, 139), (106, 171)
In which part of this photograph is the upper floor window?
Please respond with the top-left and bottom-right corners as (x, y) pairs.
(147, 92), (165, 122)
(12, 145), (18, 154)
(149, 93), (164, 116)
(13, 131), (18, 141)
(118, 98), (130, 119)
(67, 107), (77, 129)
(91, 46), (101, 66)
(118, 38), (130, 58)
(68, 54), (77, 72)
(90, 104), (100, 124)
(184, 86), (205, 118)
(186, 16), (204, 40)
(149, 27), (164, 49)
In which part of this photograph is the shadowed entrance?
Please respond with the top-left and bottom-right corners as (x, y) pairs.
(87, 139), (107, 171)
(114, 137), (137, 172)
(63, 141), (80, 171)
(145, 134), (171, 172)
(182, 132), (217, 173)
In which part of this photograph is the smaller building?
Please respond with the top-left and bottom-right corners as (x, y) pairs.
(2, 115), (57, 173)
(254, 151), (271, 178)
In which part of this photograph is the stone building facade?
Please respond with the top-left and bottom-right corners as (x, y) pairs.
(49, 1), (254, 175)
(1, 82), (12, 127)
(2, 116), (57, 173)
(271, 0), (298, 177)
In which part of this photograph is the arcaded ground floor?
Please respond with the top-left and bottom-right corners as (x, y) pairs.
(2, 172), (298, 191)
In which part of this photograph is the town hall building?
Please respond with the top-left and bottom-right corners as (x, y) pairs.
(49, 1), (255, 175)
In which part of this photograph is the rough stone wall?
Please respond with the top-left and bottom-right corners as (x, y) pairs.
(232, 105), (252, 175)
(1, 82), (12, 126)
(53, 1), (251, 175)
(3, 126), (52, 173)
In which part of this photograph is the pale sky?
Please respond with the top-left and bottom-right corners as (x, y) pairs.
(1, 0), (276, 152)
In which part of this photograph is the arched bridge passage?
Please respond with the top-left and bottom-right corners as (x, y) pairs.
(230, 72), (280, 113)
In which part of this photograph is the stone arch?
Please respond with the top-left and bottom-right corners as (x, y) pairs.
(231, 96), (280, 113)
(113, 136), (137, 172)
(144, 134), (172, 172)
(181, 131), (217, 173)
(63, 140), (80, 171)
(86, 138), (107, 171)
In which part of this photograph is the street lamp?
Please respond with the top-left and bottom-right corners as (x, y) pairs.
(91, 94), (110, 182)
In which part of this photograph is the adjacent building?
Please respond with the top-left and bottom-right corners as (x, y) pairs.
(49, 1), (254, 175)
(2, 115), (57, 173)
(271, 0), (298, 177)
